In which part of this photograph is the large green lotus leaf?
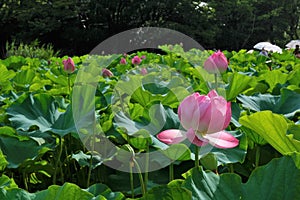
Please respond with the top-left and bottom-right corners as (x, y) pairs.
(85, 183), (125, 200)
(7, 93), (76, 137)
(7, 93), (60, 131)
(237, 88), (300, 118)
(257, 70), (288, 92)
(239, 111), (300, 154)
(34, 183), (95, 200)
(1, 56), (26, 70)
(182, 167), (243, 200)
(0, 134), (51, 168)
(242, 154), (300, 200)
(139, 185), (192, 200)
(13, 69), (36, 87)
(225, 72), (252, 101)
(180, 154), (300, 200)
(0, 188), (36, 200)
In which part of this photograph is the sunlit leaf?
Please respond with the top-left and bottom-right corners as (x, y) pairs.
(239, 111), (300, 154)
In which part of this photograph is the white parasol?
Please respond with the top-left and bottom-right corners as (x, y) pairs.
(285, 40), (300, 49)
(253, 42), (282, 53)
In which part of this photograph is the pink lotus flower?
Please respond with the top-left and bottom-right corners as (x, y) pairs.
(141, 68), (147, 75)
(141, 55), (146, 59)
(203, 50), (228, 73)
(102, 68), (113, 77)
(157, 90), (238, 149)
(132, 56), (142, 65)
(62, 57), (75, 73)
(120, 57), (127, 65)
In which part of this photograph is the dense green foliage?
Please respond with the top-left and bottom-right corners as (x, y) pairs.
(1, 0), (299, 57)
(1, 46), (300, 199)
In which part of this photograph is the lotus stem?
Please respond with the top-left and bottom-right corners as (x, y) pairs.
(144, 143), (149, 193)
(214, 73), (218, 91)
(129, 160), (135, 198)
(255, 145), (261, 168)
(169, 162), (174, 181)
(133, 158), (146, 196)
(23, 171), (28, 191)
(195, 145), (199, 168)
(86, 153), (93, 187)
(53, 136), (64, 184)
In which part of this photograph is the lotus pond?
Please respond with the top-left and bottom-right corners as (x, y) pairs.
(1, 45), (300, 199)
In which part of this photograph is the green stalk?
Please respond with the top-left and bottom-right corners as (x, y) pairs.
(87, 153), (93, 187)
(214, 73), (218, 91)
(67, 74), (71, 96)
(144, 143), (149, 193)
(194, 145), (199, 168)
(87, 120), (97, 187)
(53, 136), (64, 184)
(133, 158), (146, 196)
(23, 171), (28, 191)
(130, 161), (135, 198)
(228, 163), (234, 173)
(255, 145), (261, 168)
(169, 162), (174, 181)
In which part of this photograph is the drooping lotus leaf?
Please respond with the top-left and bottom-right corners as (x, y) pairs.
(237, 88), (300, 118)
(239, 111), (300, 154)
(6, 93), (77, 138)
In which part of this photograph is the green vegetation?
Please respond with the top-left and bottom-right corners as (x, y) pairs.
(1, 45), (300, 199)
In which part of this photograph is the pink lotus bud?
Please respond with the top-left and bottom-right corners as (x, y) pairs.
(62, 57), (75, 73)
(141, 68), (147, 75)
(102, 68), (113, 77)
(203, 50), (228, 73)
(120, 58), (127, 65)
(132, 56), (142, 65)
(141, 55), (146, 59)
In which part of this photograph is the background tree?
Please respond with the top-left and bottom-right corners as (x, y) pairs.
(0, 0), (299, 58)
(207, 0), (255, 50)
